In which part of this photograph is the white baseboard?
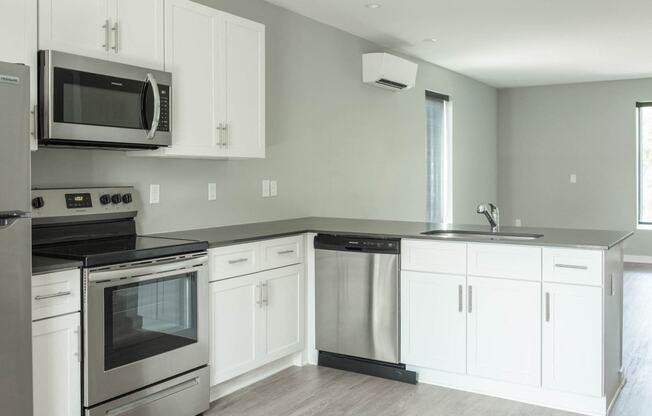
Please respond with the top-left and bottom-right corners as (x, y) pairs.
(210, 353), (302, 402)
(410, 365), (608, 416)
(624, 254), (652, 264)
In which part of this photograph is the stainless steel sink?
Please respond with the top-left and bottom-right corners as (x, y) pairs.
(421, 230), (543, 241)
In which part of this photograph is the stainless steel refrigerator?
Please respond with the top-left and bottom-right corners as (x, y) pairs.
(0, 62), (33, 415)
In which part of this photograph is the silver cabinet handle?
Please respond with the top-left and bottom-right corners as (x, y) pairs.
(111, 21), (119, 53)
(75, 325), (81, 362)
(467, 286), (473, 313)
(145, 73), (160, 139)
(458, 285), (463, 313)
(610, 273), (616, 296)
(224, 123), (229, 148)
(216, 123), (223, 147)
(228, 258), (249, 265)
(262, 282), (268, 305)
(256, 283), (263, 307)
(545, 292), (551, 322)
(277, 249), (295, 255)
(31, 105), (37, 142)
(554, 264), (588, 270)
(102, 20), (110, 51)
(34, 291), (72, 301)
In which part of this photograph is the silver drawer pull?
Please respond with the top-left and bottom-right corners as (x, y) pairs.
(228, 258), (249, 265)
(554, 264), (588, 270)
(34, 291), (72, 301)
(277, 249), (295, 255)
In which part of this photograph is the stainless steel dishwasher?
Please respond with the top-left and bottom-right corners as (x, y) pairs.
(314, 234), (416, 383)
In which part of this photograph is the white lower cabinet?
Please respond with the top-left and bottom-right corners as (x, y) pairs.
(543, 282), (603, 397)
(32, 313), (81, 416)
(210, 264), (304, 385)
(401, 271), (466, 374)
(467, 276), (541, 386)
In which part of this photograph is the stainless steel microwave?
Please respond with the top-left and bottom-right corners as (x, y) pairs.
(38, 50), (171, 149)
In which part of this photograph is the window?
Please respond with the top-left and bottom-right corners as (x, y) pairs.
(426, 91), (451, 223)
(638, 103), (652, 227)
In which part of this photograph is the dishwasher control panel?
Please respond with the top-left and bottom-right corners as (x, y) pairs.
(314, 234), (400, 254)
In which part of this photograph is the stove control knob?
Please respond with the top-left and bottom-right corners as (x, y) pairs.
(32, 197), (45, 209)
(122, 193), (133, 204)
(99, 194), (111, 205)
(111, 194), (122, 204)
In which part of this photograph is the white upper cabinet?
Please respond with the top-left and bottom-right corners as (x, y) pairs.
(132, 0), (265, 159)
(223, 14), (265, 158)
(542, 283), (603, 397)
(467, 276), (541, 386)
(38, 0), (164, 70)
(0, 0), (38, 150)
(109, 0), (164, 69)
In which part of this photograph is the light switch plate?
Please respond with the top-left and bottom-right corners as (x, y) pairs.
(149, 184), (160, 204)
(208, 183), (217, 201)
(570, 174), (577, 184)
(515, 219), (522, 227)
(262, 180), (270, 198)
(270, 180), (278, 197)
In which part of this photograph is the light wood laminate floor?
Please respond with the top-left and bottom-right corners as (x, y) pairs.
(208, 263), (652, 416)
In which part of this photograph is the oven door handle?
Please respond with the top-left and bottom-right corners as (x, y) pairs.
(142, 73), (161, 140)
(89, 255), (207, 283)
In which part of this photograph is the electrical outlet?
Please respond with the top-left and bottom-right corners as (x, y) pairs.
(208, 183), (217, 201)
(270, 180), (278, 197)
(570, 174), (577, 184)
(262, 180), (270, 198)
(515, 219), (522, 227)
(149, 184), (160, 204)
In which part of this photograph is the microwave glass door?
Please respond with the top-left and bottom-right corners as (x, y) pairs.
(53, 67), (155, 131)
(104, 271), (197, 371)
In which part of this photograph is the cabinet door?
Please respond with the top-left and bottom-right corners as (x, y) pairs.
(0, 0), (38, 150)
(110, 0), (164, 69)
(467, 276), (541, 386)
(223, 14), (265, 158)
(401, 271), (466, 374)
(262, 265), (304, 360)
(32, 313), (81, 416)
(209, 274), (262, 385)
(165, 0), (222, 150)
(543, 283), (602, 396)
(38, 0), (109, 59)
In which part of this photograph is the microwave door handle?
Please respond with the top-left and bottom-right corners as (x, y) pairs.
(144, 73), (161, 140)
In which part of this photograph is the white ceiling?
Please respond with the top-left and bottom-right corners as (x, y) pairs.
(264, 0), (652, 88)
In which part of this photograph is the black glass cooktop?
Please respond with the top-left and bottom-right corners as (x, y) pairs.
(33, 236), (208, 267)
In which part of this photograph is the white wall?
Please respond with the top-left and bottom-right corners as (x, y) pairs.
(32, 0), (498, 234)
(498, 78), (648, 255)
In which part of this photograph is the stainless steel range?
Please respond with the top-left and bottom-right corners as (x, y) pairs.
(32, 187), (210, 416)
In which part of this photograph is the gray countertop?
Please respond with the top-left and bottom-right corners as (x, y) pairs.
(32, 255), (83, 275)
(152, 217), (633, 250)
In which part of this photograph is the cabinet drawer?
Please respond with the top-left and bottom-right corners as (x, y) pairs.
(260, 235), (304, 270)
(543, 248), (603, 286)
(32, 269), (81, 321)
(401, 240), (467, 275)
(210, 243), (259, 282)
(468, 244), (541, 281)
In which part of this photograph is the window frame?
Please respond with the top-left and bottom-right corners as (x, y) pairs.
(637, 102), (652, 229)
(425, 90), (453, 224)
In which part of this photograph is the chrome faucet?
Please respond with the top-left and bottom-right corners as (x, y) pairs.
(477, 203), (500, 232)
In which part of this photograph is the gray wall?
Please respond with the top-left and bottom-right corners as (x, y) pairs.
(498, 78), (650, 255)
(32, 0), (497, 234)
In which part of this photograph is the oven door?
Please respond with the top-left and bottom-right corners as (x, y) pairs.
(40, 50), (171, 149)
(84, 254), (208, 408)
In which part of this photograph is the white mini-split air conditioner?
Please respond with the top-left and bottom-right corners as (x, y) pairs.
(362, 53), (418, 91)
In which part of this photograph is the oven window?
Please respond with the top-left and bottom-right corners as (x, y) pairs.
(53, 67), (153, 130)
(104, 272), (197, 370)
